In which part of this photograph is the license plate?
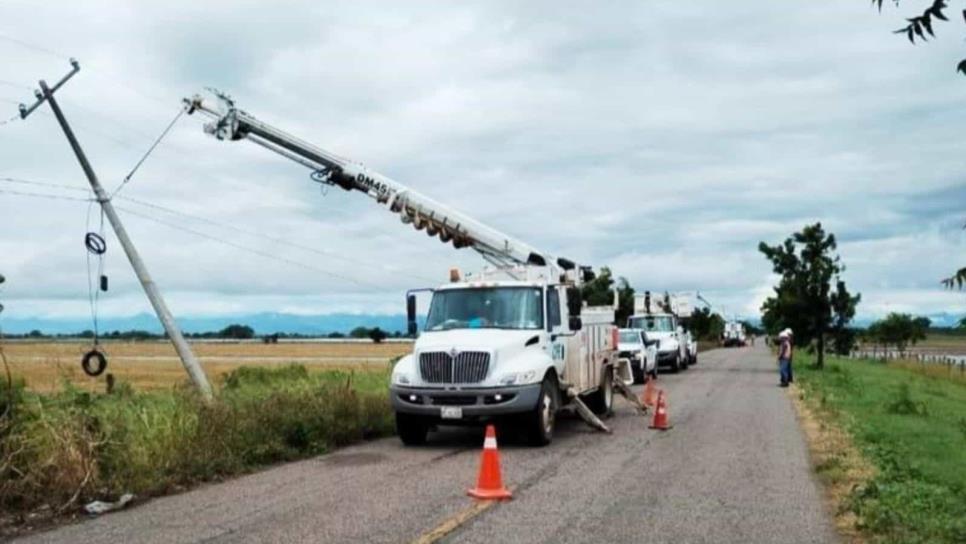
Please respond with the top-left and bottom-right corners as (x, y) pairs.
(440, 406), (463, 420)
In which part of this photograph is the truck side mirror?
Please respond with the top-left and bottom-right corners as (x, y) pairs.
(406, 294), (418, 336)
(566, 287), (582, 316)
(569, 316), (582, 331)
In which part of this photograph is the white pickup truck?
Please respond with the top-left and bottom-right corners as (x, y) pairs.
(618, 328), (657, 383)
(626, 292), (696, 372)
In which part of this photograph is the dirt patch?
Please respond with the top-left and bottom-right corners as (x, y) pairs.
(320, 452), (388, 467)
(789, 383), (875, 544)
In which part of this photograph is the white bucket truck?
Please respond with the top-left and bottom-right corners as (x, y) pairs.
(627, 291), (695, 372)
(184, 91), (638, 446)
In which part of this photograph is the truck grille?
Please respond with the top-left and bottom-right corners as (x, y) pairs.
(419, 351), (490, 384)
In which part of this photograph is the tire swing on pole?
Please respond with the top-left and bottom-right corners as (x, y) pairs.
(82, 223), (109, 378)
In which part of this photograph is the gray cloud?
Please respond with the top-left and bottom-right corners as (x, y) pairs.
(0, 0), (963, 324)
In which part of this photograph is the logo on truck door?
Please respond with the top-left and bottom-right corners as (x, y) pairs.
(552, 343), (565, 361)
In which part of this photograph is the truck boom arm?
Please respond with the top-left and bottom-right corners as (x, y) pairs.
(183, 91), (561, 273)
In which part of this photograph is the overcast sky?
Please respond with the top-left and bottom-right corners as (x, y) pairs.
(0, 1), (964, 325)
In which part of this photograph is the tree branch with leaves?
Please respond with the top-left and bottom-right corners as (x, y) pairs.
(874, 0), (966, 74)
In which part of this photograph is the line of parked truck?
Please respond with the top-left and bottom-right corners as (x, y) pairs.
(618, 291), (699, 384)
(185, 92), (707, 447)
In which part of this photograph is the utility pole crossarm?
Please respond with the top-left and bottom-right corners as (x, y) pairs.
(183, 92), (564, 273)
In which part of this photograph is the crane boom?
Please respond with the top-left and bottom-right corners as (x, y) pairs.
(183, 91), (569, 275)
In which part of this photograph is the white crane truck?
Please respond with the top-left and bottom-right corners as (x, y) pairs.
(183, 91), (641, 446)
(626, 291), (696, 372)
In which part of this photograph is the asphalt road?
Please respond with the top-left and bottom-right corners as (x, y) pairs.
(16, 344), (838, 544)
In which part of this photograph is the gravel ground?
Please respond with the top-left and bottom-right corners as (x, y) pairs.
(14, 344), (837, 544)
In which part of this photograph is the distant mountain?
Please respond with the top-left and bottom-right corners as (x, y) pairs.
(0, 312), (411, 336)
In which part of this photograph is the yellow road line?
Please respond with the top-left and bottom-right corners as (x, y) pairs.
(409, 497), (506, 544)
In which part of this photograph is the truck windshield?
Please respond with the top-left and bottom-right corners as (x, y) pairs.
(619, 330), (641, 344)
(425, 287), (544, 331)
(628, 315), (674, 332)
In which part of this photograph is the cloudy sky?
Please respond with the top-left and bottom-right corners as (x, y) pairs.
(0, 0), (963, 327)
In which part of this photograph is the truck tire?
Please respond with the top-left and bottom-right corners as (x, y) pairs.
(524, 377), (557, 447)
(396, 413), (429, 446)
(632, 363), (645, 385)
(670, 353), (681, 373)
(585, 367), (614, 417)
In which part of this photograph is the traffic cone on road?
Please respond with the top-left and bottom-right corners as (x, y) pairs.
(649, 390), (672, 430)
(642, 377), (657, 407)
(467, 425), (512, 500)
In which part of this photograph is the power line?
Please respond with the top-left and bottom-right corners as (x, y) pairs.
(0, 176), (89, 193)
(114, 204), (383, 289)
(0, 32), (69, 60)
(0, 187), (92, 202)
(0, 176), (451, 284)
(116, 193), (441, 284)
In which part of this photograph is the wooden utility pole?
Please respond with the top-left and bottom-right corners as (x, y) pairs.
(19, 60), (213, 400)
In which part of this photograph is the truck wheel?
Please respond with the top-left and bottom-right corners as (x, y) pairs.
(524, 378), (557, 447)
(396, 413), (429, 446)
(670, 353), (681, 373)
(586, 367), (614, 417)
(632, 364), (645, 385)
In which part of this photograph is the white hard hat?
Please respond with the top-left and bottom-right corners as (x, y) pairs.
(783, 328), (793, 337)
(778, 330), (789, 339)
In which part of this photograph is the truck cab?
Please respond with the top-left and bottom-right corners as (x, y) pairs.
(618, 328), (657, 383)
(391, 267), (621, 446)
(627, 313), (689, 372)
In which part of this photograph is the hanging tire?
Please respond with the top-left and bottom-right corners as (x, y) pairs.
(524, 377), (558, 447)
(585, 367), (614, 417)
(395, 413), (429, 446)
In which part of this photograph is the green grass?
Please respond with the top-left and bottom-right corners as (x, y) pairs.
(0, 364), (392, 527)
(796, 355), (966, 543)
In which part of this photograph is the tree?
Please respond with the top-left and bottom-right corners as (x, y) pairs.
(219, 324), (255, 340)
(759, 223), (861, 368)
(873, 0), (966, 74)
(368, 327), (387, 344)
(349, 326), (371, 339)
(690, 307), (726, 341)
(868, 313), (930, 353)
(580, 267), (635, 326)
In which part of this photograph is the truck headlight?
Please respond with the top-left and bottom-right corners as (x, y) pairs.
(393, 372), (411, 385)
(499, 370), (538, 386)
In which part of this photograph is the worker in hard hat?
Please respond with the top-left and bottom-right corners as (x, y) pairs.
(777, 328), (793, 387)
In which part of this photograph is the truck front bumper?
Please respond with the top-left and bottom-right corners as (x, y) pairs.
(656, 351), (678, 367)
(391, 383), (542, 419)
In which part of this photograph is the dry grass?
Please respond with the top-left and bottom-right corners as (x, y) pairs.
(889, 358), (966, 384)
(790, 382), (875, 544)
(4, 341), (411, 392)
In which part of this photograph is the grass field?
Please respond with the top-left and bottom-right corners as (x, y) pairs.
(795, 354), (966, 543)
(0, 340), (405, 532)
(2, 340), (411, 392)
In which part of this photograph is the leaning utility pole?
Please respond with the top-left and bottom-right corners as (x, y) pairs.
(19, 60), (213, 400)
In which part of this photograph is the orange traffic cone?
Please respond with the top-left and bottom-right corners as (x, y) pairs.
(649, 390), (672, 430)
(467, 425), (512, 500)
(642, 377), (657, 407)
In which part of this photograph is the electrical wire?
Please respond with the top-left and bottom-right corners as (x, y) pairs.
(0, 176), (449, 285)
(114, 204), (384, 289)
(0, 188), (92, 202)
(0, 177), (89, 193)
(110, 108), (184, 198)
(85, 200), (105, 345)
(115, 193), (441, 285)
(0, 32), (69, 61)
